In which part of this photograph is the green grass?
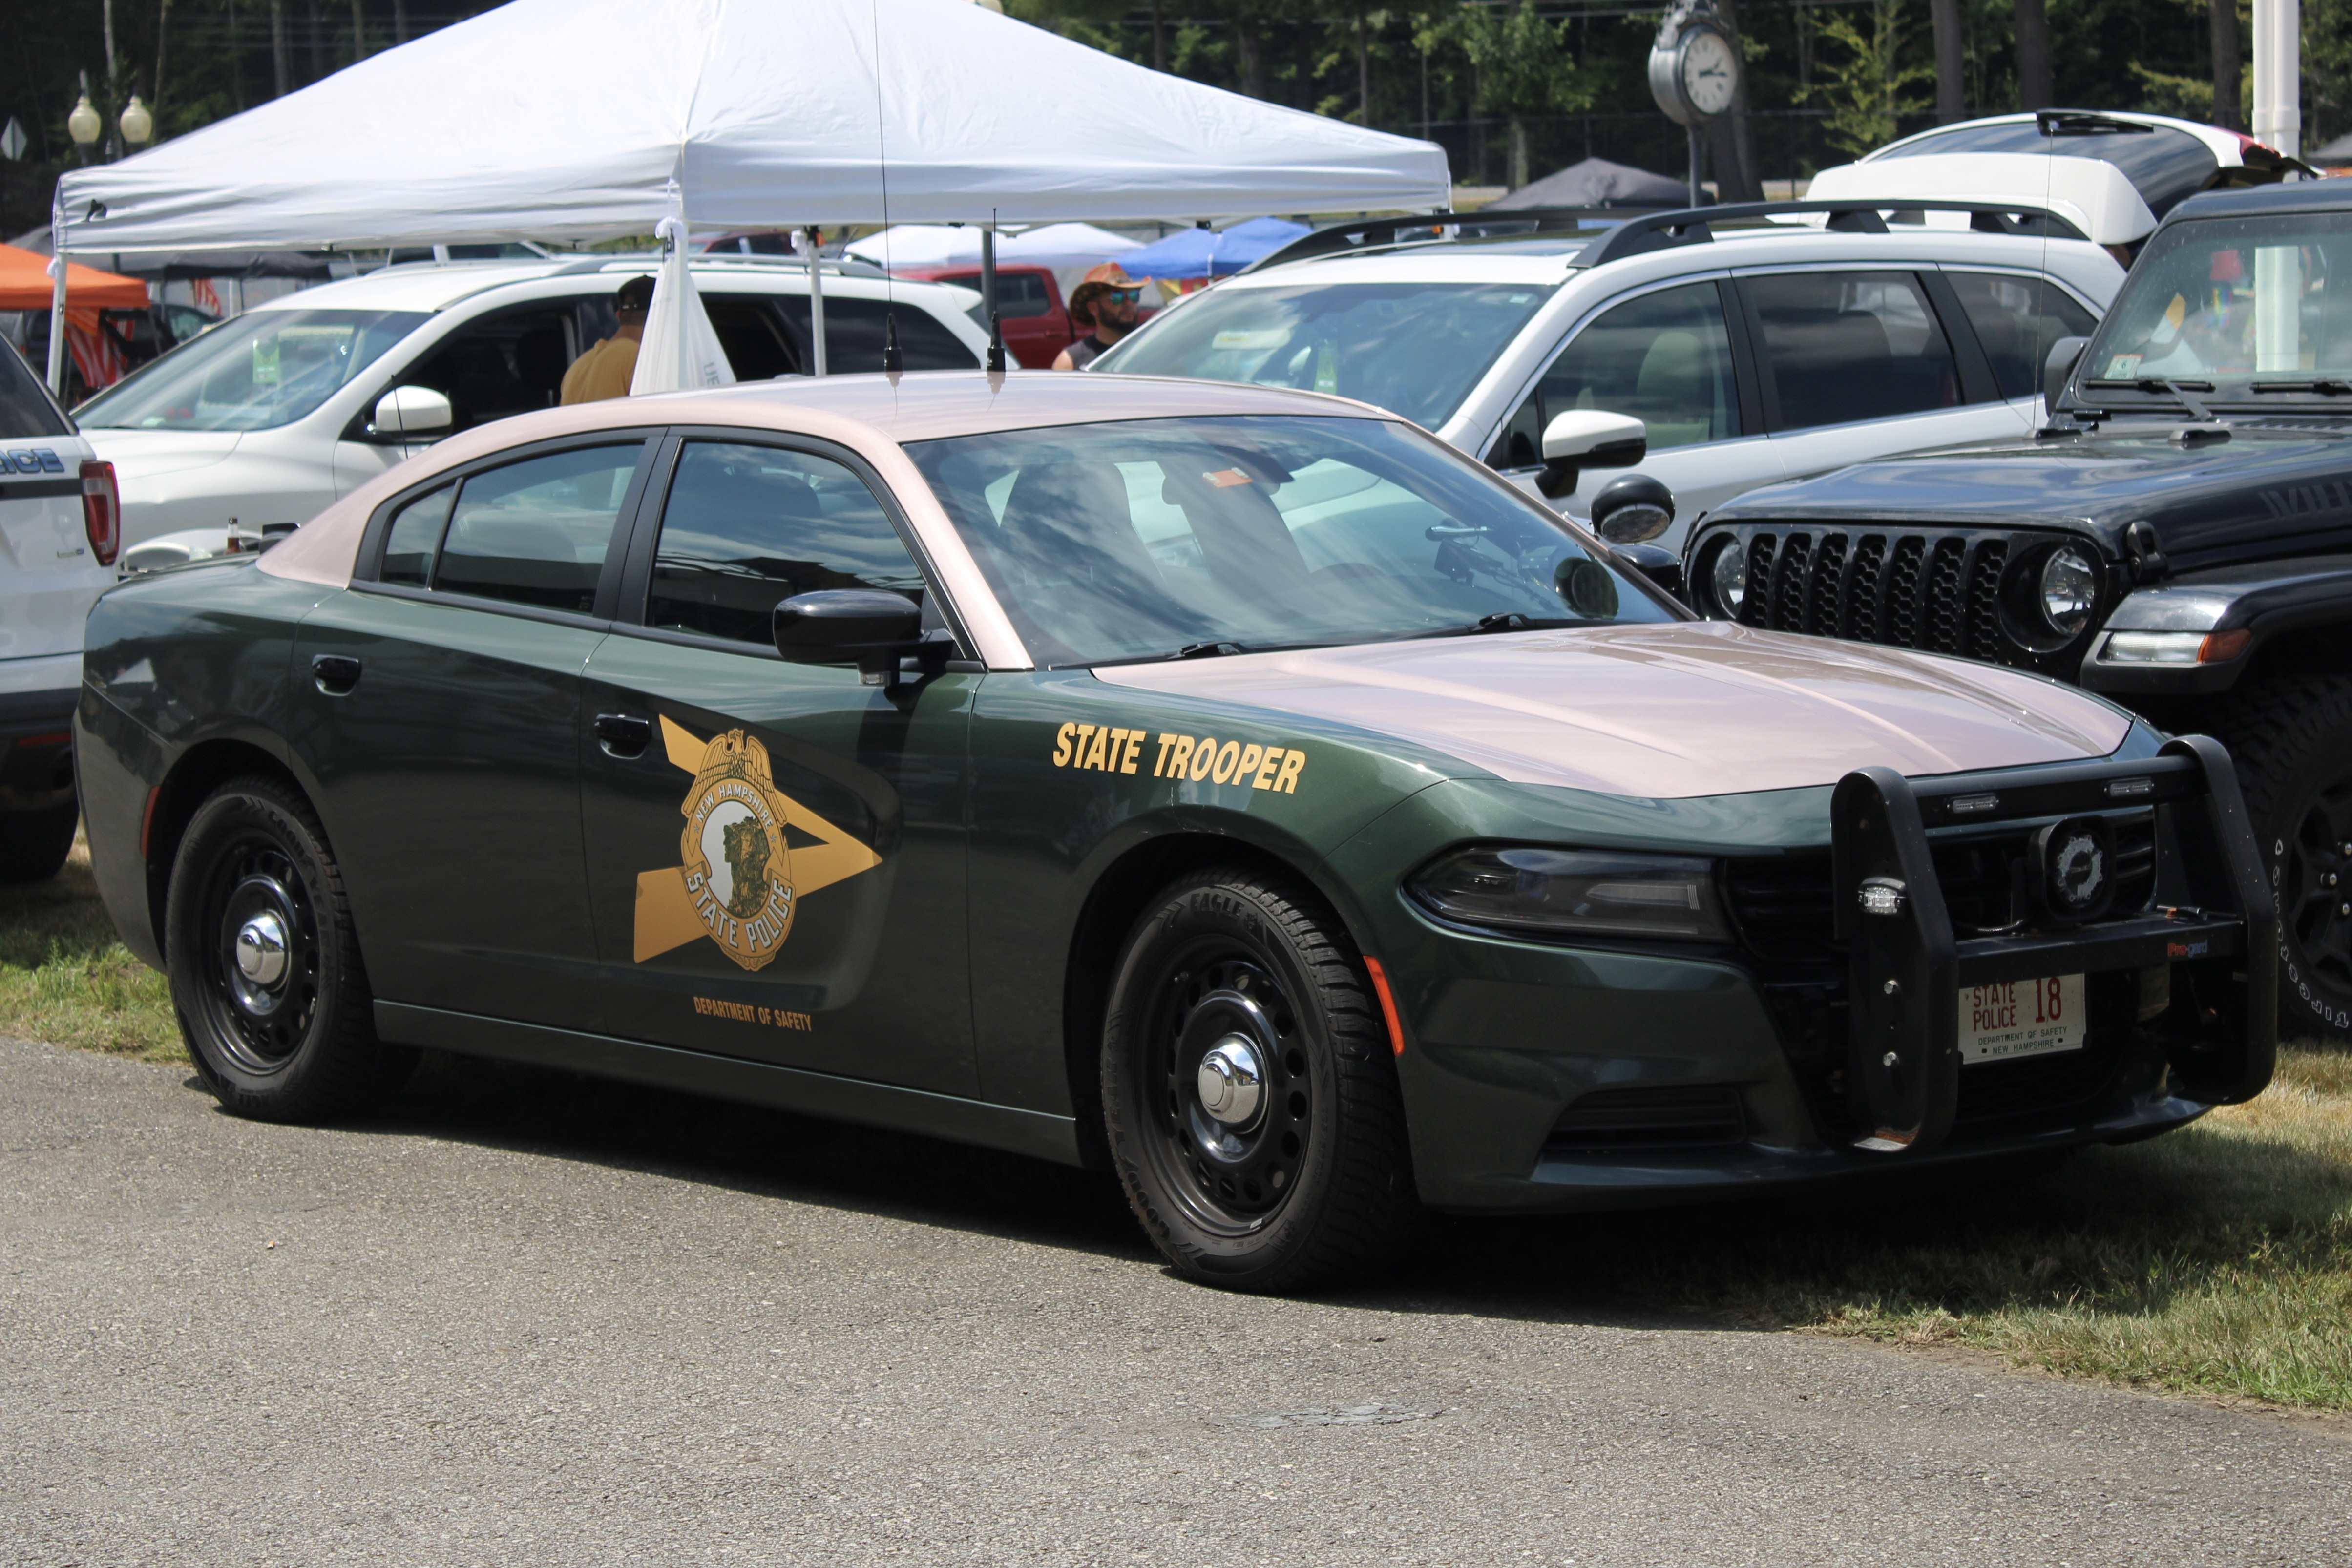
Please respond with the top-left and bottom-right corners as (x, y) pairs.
(0, 832), (182, 1062)
(6, 840), (2350, 1408)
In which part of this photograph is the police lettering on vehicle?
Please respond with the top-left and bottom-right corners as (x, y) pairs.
(1050, 722), (1306, 794)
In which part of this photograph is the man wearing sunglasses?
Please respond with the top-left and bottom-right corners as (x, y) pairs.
(1053, 264), (1143, 370)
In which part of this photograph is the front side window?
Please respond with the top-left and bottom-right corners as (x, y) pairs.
(907, 415), (1674, 667)
(1750, 271), (1961, 432)
(76, 308), (427, 432)
(2081, 214), (2352, 397)
(645, 442), (923, 645)
(1094, 282), (1556, 431)
(392, 305), (577, 432)
(428, 444), (641, 613)
(772, 296), (979, 372)
(1945, 272), (2099, 400)
(1492, 282), (1739, 469)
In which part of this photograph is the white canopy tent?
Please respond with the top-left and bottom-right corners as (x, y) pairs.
(843, 223), (1141, 272)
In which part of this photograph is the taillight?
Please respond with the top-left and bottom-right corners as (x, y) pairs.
(80, 460), (119, 566)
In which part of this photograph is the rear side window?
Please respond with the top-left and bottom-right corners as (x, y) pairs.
(1493, 282), (1739, 468)
(0, 338), (70, 439)
(1750, 271), (1960, 432)
(941, 272), (1054, 318)
(1945, 272), (2099, 400)
(433, 444), (641, 613)
(645, 441), (923, 645)
(700, 296), (803, 379)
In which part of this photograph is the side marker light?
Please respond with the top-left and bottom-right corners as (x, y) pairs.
(1363, 956), (1407, 1057)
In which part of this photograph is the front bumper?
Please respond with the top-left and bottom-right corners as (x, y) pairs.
(1346, 740), (2273, 1211)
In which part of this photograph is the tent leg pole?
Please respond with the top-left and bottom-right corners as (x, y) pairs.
(806, 227), (828, 377)
(45, 239), (69, 398)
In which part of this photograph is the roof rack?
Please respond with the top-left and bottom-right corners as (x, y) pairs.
(1577, 198), (2089, 267)
(1237, 205), (1674, 274)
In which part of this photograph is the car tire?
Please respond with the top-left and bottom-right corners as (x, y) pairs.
(1101, 867), (1418, 1292)
(2219, 675), (2352, 1039)
(165, 775), (412, 1119)
(0, 803), (79, 884)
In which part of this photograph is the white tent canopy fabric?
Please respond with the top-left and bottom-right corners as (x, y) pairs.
(51, 0), (1450, 256)
(843, 222), (1140, 272)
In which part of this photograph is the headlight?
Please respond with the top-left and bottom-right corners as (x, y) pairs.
(1410, 847), (1731, 941)
(2038, 547), (2098, 635)
(1708, 541), (1746, 617)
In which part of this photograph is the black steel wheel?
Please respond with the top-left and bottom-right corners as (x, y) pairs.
(0, 802), (79, 884)
(2222, 676), (2352, 1038)
(166, 775), (410, 1118)
(1101, 868), (1417, 1291)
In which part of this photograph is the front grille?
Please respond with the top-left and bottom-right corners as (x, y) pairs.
(1544, 1086), (1748, 1154)
(1708, 524), (2082, 667)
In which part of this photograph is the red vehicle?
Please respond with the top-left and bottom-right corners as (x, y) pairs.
(892, 265), (1076, 369)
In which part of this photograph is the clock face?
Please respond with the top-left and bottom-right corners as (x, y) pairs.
(1680, 29), (1738, 117)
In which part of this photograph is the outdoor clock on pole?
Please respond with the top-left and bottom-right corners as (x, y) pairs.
(1648, 0), (1742, 203)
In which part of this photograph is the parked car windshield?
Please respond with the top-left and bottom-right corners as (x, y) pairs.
(77, 308), (428, 431)
(2078, 213), (2352, 401)
(906, 414), (1673, 667)
(1871, 120), (2220, 220)
(1092, 281), (1555, 430)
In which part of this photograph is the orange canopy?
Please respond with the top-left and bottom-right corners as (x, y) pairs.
(0, 244), (149, 311)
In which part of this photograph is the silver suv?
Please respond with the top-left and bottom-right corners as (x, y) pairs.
(1094, 202), (2125, 552)
(0, 339), (114, 881)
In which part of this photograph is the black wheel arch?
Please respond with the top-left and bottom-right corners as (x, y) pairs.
(145, 738), (312, 963)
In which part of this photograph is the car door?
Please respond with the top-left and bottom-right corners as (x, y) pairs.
(572, 432), (979, 1096)
(331, 300), (589, 497)
(1737, 267), (2033, 489)
(1939, 269), (2102, 420)
(1486, 278), (1777, 549)
(289, 433), (655, 1028)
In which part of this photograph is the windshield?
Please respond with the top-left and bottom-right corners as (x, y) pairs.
(77, 308), (428, 431)
(1092, 281), (1555, 430)
(905, 415), (1674, 667)
(2078, 213), (2352, 404)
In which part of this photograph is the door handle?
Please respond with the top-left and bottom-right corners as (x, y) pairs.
(594, 713), (653, 758)
(311, 654), (362, 695)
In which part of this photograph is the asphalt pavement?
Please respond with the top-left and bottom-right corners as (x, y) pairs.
(4, 1032), (2348, 1567)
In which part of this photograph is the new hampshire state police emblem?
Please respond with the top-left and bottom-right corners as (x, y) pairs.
(633, 717), (880, 972)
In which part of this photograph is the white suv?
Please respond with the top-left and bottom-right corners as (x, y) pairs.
(75, 255), (991, 561)
(1093, 202), (2125, 551)
(0, 339), (115, 881)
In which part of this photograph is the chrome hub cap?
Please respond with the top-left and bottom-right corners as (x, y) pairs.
(1195, 1035), (1265, 1129)
(235, 912), (289, 987)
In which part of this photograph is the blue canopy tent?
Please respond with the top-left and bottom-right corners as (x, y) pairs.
(1119, 216), (1310, 279)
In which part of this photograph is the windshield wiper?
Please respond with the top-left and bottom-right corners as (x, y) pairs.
(1173, 640), (1246, 659)
(2082, 377), (2220, 421)
(2251, 379), (2352, 396)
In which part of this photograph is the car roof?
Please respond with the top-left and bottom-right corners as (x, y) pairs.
(2163, 178), (2352, 221)
(247, 256), (956, 314)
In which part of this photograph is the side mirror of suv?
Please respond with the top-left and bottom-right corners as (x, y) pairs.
(1538, 410), (1647, 500)
(373, 386), (454, 439)
(773, 589), (926, 686)
(2043, 335), (2091, 414)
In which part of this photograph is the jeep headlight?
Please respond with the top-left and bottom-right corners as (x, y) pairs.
(1410, 847), (1731, 941)
(1708, 540), (1747, 617)
(2039, 547), (2098, 636)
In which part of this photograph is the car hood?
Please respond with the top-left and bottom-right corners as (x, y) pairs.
(1709, 420), (2352, 567)
(1092, 621), (2131, 799)
(79, 426), (244, 481)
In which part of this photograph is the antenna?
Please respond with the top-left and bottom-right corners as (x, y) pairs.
(871, 0), (899, 375)
(883, 312), (904, 373)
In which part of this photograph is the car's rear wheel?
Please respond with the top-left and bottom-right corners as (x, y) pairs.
(0, 803), (79, 884)
(166, 775), (410, 1118)
(2220, 675), (2352, 1039)
(1101, 868), (1417, 1292)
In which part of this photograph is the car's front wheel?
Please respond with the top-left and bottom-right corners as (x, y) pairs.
(2222, 675), (2352, 1039)
(1101, 868), (1417, 1291)
(165, 775), (411, 1118)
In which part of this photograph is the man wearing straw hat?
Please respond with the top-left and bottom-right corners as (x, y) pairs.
(1052, 263), (1142, 370)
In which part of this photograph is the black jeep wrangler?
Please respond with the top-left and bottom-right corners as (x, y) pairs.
(1683, 177), (2352, 1037)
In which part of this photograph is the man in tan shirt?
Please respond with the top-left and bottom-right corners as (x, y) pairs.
(561, 276), (654, 404)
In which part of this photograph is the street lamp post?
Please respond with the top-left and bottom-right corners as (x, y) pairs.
(66, 91), (101, 165)
(120, 95), (153, 149)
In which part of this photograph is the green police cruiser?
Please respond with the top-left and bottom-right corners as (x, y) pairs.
(76, 371), (2275, 1291)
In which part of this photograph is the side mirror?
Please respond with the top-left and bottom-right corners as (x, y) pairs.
(374, 385), (454, 438)
(774, 589), (925, 685)
(2043, 335), (2091, 413)
(1537, 410), (1647, 500)
(1588, 472), (1677, 545)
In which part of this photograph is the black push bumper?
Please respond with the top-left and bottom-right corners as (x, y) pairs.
(0, 688), (80, 814)
(1830, 734), (2274, 1154)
